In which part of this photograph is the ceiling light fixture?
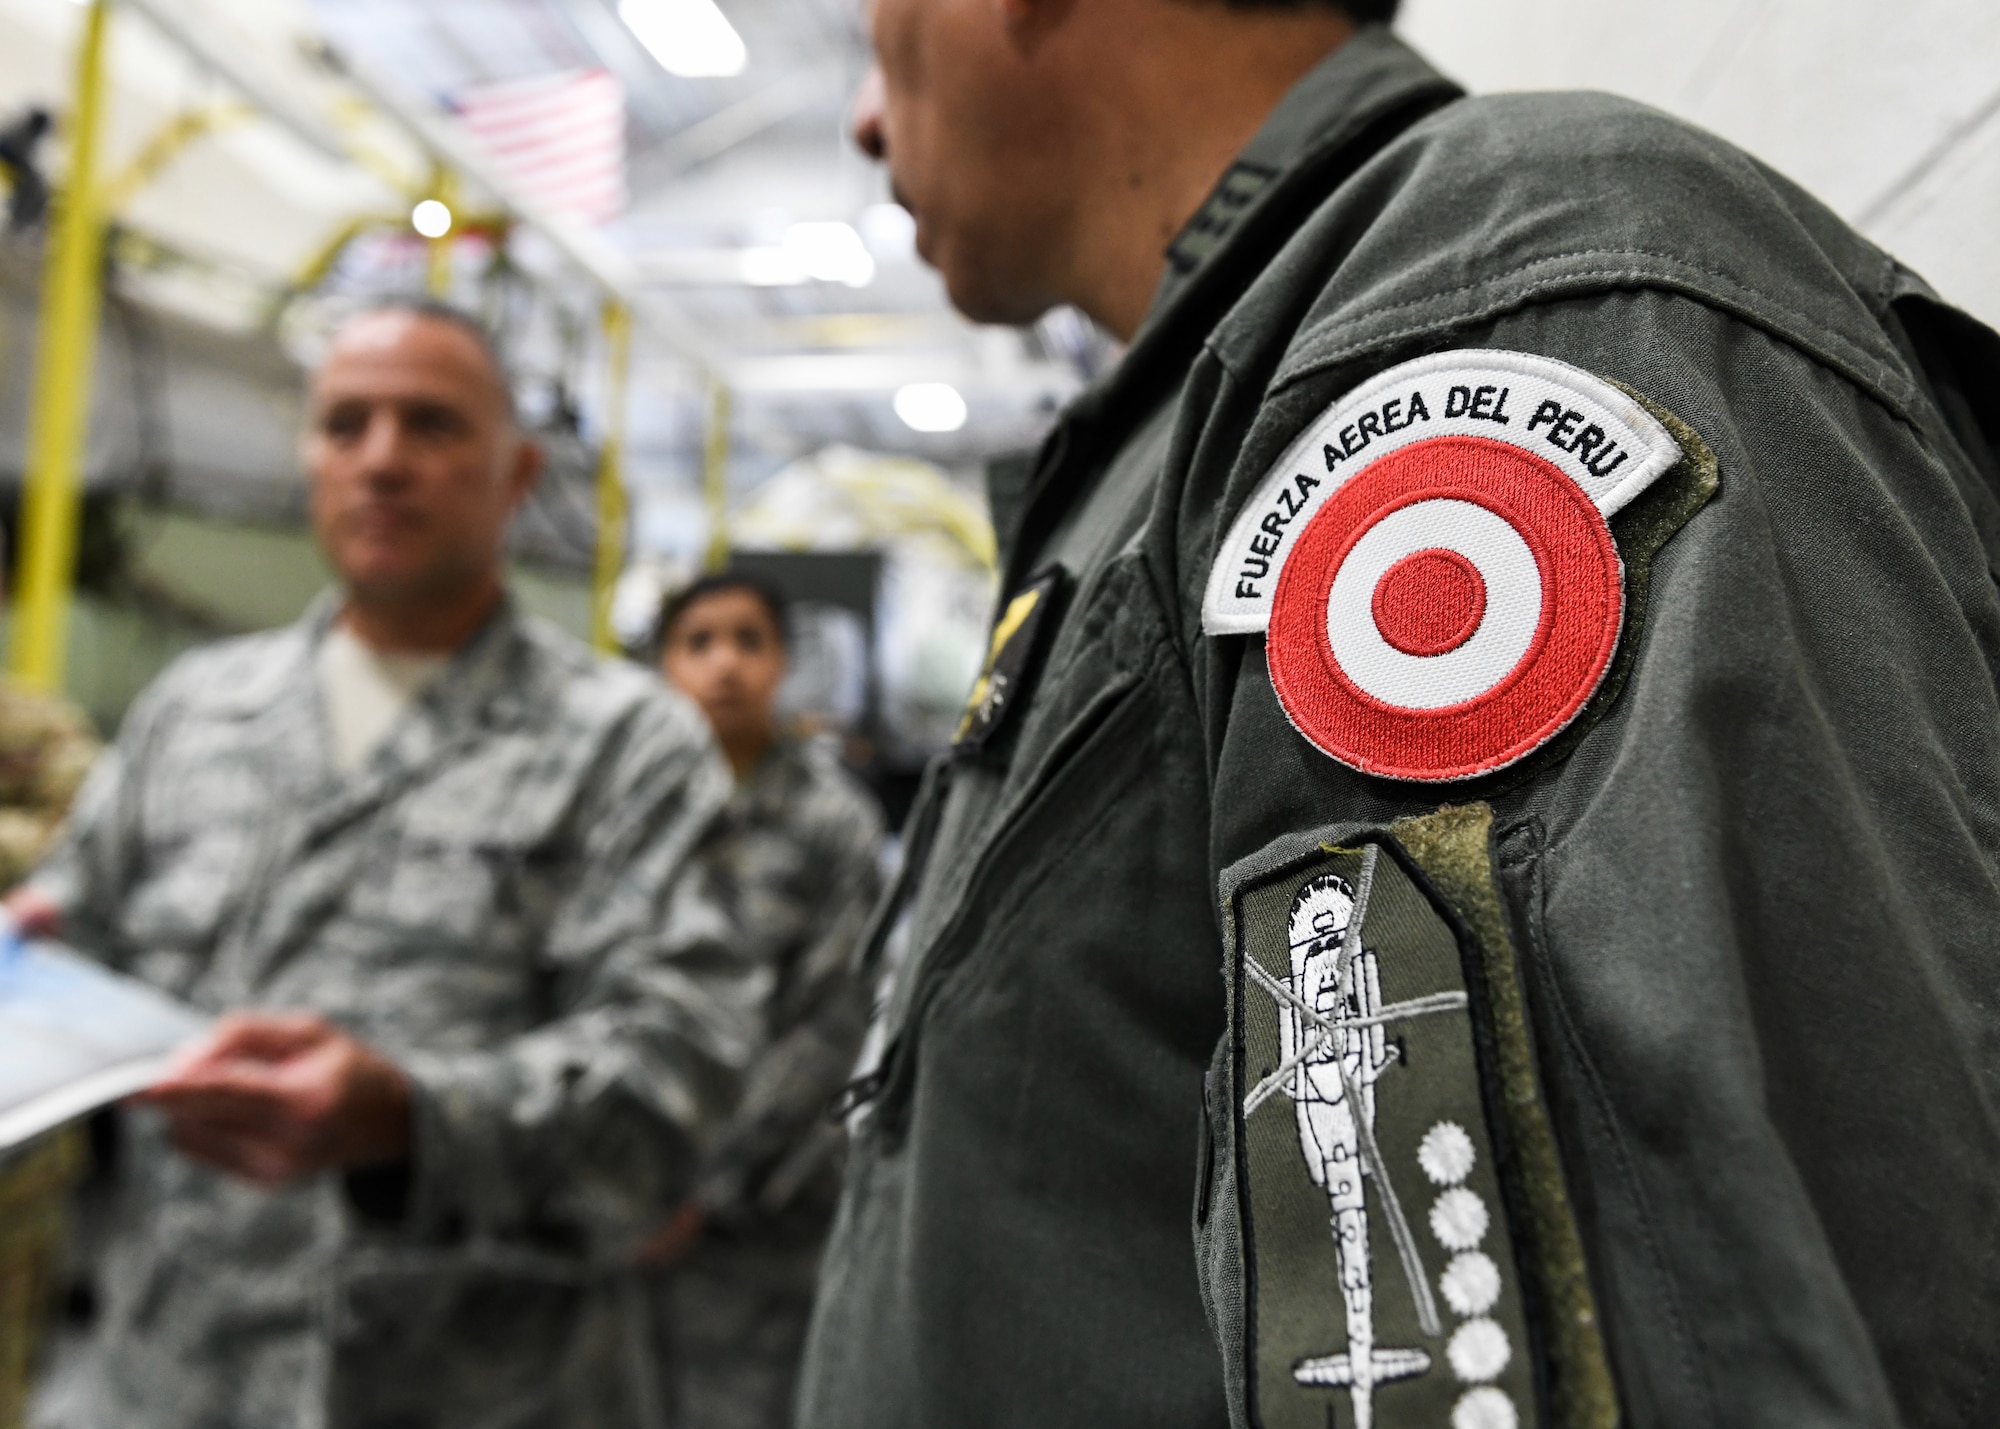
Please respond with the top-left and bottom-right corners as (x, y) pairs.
(618, 0), (749, 79)
(738, 246), (806, 286)
(858, 203), (916, 259)
(411, 199), (453, 238)
(783, 222), (874, 287)
(894, 383), (968, 433)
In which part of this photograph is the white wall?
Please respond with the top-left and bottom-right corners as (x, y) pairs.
(1397, 0), (2000, 327)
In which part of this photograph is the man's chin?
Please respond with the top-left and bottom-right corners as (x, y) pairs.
(935, 248), (1056, 329)
(341, 566), (461, 615)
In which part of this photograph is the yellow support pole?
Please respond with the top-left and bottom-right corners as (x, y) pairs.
(590, 301), (632, 653)
(425, 171), (455, 297)
(701, 377), (731, 572)
(12, 0), (111, 691)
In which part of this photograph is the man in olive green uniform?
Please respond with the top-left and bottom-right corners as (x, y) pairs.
(803, 3), (2000, 1428)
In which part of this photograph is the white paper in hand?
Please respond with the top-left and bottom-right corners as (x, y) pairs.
(0, 934), (210, 1150)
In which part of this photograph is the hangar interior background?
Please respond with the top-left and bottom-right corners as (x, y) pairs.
(0, 0), (1989, 746)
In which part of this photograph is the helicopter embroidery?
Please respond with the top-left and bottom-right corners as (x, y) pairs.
(1241, 846), (1471, 1429)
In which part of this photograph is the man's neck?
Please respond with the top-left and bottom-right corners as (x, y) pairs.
(721, 726), (776, 781)
(340, 578), (504, 656)
(1057, 8), (1358, 341)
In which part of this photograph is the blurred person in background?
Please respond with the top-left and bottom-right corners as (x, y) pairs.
(0, 681), (96, 888)
(10, 299), (756, 1429)
(645, 573), (884, 1429)
(0, 675), (97, 1429)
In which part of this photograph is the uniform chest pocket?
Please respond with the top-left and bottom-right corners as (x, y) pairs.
(864, 664), (1158, 1146)
(370, 835), (570, 948)
(333, 836), (569, 1045)
(122, 829), (256, 954)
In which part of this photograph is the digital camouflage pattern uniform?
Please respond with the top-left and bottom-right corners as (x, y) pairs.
(802, 28), (2000, 1429)
(657, 735), (884, 1429)
(26, 595), (759, 1429)
(0, 684), (96, 1429)
(0, 682), (98, 889)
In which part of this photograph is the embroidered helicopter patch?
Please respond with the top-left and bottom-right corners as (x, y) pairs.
(1231, 840), (1539, 1429)
(1204, 351), (1687, 782)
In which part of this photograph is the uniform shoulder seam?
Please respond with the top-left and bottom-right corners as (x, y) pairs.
(1260, 246), (1925, 433)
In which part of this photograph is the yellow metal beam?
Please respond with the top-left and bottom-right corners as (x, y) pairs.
(701, 377), (732, 572)
(100, 100), (252, 215)
(590, 301), (632, 653)
(424, 169), (455, 297)
(11, 0), (111, 690)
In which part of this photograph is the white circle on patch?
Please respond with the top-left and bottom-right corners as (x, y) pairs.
(1448, 1317), (1512, 1382)
(1430, 1187), (1489, 1251)
(1452, 1386), (1520, 1429)
(1418, 1120), (1477, 1185)
(1325, 499), (1542, 710)
(1441, 1251), (1502, 1316)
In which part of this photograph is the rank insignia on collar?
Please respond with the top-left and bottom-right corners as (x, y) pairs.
(1228, 836), (1555, 1429)
(1203, 350), (1690, 782)
(953, 566), (1065, 753)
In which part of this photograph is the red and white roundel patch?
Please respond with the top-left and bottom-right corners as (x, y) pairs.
(1268, 435), (1623, 780)
(1205, 350), (1682, 782)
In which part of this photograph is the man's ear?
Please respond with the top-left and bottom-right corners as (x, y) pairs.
(997, 0), (1073, 32)
(508, 436), (545, 507)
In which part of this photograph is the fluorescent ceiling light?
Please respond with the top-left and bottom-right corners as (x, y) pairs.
(738, 246), (806, 286)
(783, 221), (875, 287)
(894, 383), (968, 433)
(734, 223), (876, 287)
(411, 199), (453, 238)
(858, 202), (916, 259)
(619, 0), (748, 79)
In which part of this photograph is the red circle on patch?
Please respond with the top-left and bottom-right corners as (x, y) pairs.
(1268, 434), (1624, 782)
(1371, 547), (1488, 657)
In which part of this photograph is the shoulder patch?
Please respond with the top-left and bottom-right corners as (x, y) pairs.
(1229, 836), (1560, 1429)
(1204, 351), (1688, 783)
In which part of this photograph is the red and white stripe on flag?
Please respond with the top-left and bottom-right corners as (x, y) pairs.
(453, 68), (627, 228)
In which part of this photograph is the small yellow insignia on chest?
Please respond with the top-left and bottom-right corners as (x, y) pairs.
(953, 566), (1064, 753)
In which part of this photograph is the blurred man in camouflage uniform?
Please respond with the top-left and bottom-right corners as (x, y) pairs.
(648, 574), (884, 1429)
(0, 681), (95, 1429)
(0, 684), (95, 887)
(10, 301), (755, 1429)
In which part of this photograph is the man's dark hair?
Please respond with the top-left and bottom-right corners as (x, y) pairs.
(654, 571), (791, 655)
(1228, 0), (1398, 19)
(350, 297), (516, 418)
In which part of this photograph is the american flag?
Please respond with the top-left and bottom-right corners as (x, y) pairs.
(452, 68), (627, 227)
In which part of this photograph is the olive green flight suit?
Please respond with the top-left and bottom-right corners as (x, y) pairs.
(801, 28), (2000, 1429)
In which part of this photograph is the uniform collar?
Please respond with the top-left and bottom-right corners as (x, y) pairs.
(1143, 26), (1460, 333)
(230, 586), (531, 776)
(733, 734), (812, 813)
(998, 29), (1460, 589)
(294, 591), (536, 834)
(292, 586), (530, 710)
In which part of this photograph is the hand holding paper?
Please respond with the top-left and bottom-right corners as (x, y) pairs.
(136, 1012), (411, 1188)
